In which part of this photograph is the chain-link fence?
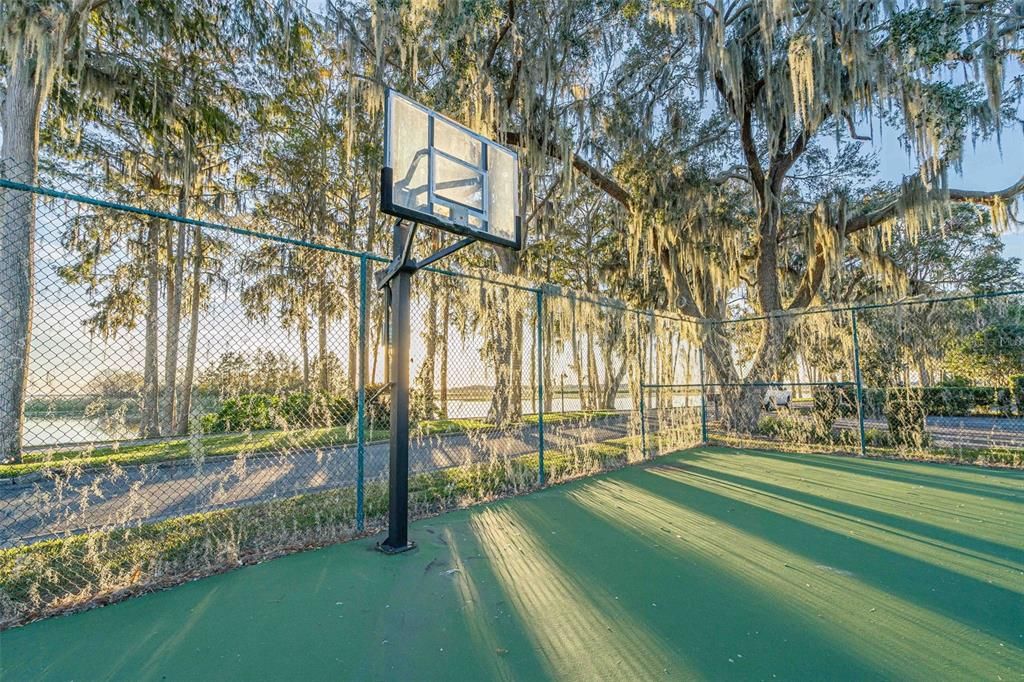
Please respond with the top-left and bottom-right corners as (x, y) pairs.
(1, 173), (1021, 627)
(700, 293), (1024, 464)
(0, 175), (691, 626)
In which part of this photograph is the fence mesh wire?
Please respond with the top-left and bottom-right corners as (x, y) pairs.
(703, 297), (1024, 461)
(1, 175), (1021, 627)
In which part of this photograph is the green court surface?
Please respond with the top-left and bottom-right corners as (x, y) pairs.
(3, 447), (1023, 680)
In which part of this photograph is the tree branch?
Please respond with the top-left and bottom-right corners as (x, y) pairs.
(709, 165), (751, 185)
(502, 130), (633, 209)
(738, 105), (765, 199)
(842, 112), (872, 141)
(844, 173), (1024, 235)
(483, 0), (515, 70)
(787, 244), (828, 310)
(769, 114), (819, 193)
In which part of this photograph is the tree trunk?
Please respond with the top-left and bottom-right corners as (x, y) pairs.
(656, 335), (672, 414)
(160, 222), (176, 432)
(702, 316), (793, 433)
(0, 51), (49, 462)
(486, 249), (524, 426)
(366, 172), (378, 253)
(370, 299), (382, 385)
(529, 309), (537, 415)
(161, 181), (190, 433)
(440, 285), (449, 418)
(542, 309), (554, 412)
(317, 281), (330, 393)
(418, 275), (439, 420)
(177, 227), (203, 434)
(571, 304), (585, 411)
(366, 183), (381, 384)
(300, 316), (311, 392)
(511, 308), (524, 417)
(586, 334), (599, 412)
(916, 356), (931, 387)
(600, 337), (628, 410)
(346, 261), (358, 391)
(487, 291), (520, 427)
(140, 214), (162, 438)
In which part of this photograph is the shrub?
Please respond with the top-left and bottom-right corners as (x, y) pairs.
(280, 393), (354, 428)
(279, 392), (314, 427)
(835, 385), (890, 418)
(883, 389), (928, 449)
(198, 413), (219, 433)
(920, 385), (977, 416)
(757, 415), (815, 444)
(993, 388), (1013, 415)
(757, 415), (789, 438)
(863, 428), (893, 448)
(328, 394), (356, 425)
(203, 392), (358, 433)
(204, 393), (281, 432)
(810, 386), (845, 442)
(1011, 374), (1024, 415)
(852, 387), (887, 419)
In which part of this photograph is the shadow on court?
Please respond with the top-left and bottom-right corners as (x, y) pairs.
(4, 447), (1022, 681)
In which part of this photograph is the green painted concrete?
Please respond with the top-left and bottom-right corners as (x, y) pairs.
(3, 447), (1022, 681)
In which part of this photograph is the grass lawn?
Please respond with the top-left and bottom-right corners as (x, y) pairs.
(0, 432), (645, 627)
(2, 411), (619, 479)
(4, 446), (1021, 680)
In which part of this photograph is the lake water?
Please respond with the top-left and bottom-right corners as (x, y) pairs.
(444, 396), (634, 418)
(445, 393), (697, 418)
(24, 417), (136, 448)
(23, 393), (698, 448)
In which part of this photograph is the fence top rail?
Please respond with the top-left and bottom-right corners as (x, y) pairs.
(642, 381), (858, 389)
(1, 177), (382, 261)
(713, 288), (1024, 326)
(1, 177), (549, 293)
(4, 177), (1019, 327)
(1, 176), (694, 315)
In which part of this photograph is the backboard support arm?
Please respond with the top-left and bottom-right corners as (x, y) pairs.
(375, 223), (475, 292)
(414, 236), (474, 270)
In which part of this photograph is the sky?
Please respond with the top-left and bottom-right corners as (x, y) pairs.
(872, 122), (1024, 264)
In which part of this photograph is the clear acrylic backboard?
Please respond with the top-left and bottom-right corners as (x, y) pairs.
(382, 89), (522, 250)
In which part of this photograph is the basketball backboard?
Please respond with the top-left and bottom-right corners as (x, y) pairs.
(382, 89), (522, 250)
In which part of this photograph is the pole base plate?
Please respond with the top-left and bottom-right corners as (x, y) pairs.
(376, 539), (417, 555)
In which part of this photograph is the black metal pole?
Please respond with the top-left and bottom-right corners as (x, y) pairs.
(380, 221), (415, 553)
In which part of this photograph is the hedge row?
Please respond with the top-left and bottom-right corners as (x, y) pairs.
(769, 386), (927, 449)
(831, 384), (1021, 418)
(199, 389), (389, 433)
(1013, 375), (1024, 413)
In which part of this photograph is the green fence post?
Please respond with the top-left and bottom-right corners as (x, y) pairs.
(851, 307), (867, 457)
(698, 346), (708, 444)
(637, 311), (648, 458)
(356, 255), (368, 530)
(536, 289), (545, 486)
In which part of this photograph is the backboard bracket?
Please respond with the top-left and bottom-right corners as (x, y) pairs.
(374, 218), (418, 290)
(374, 221), (475, 291)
